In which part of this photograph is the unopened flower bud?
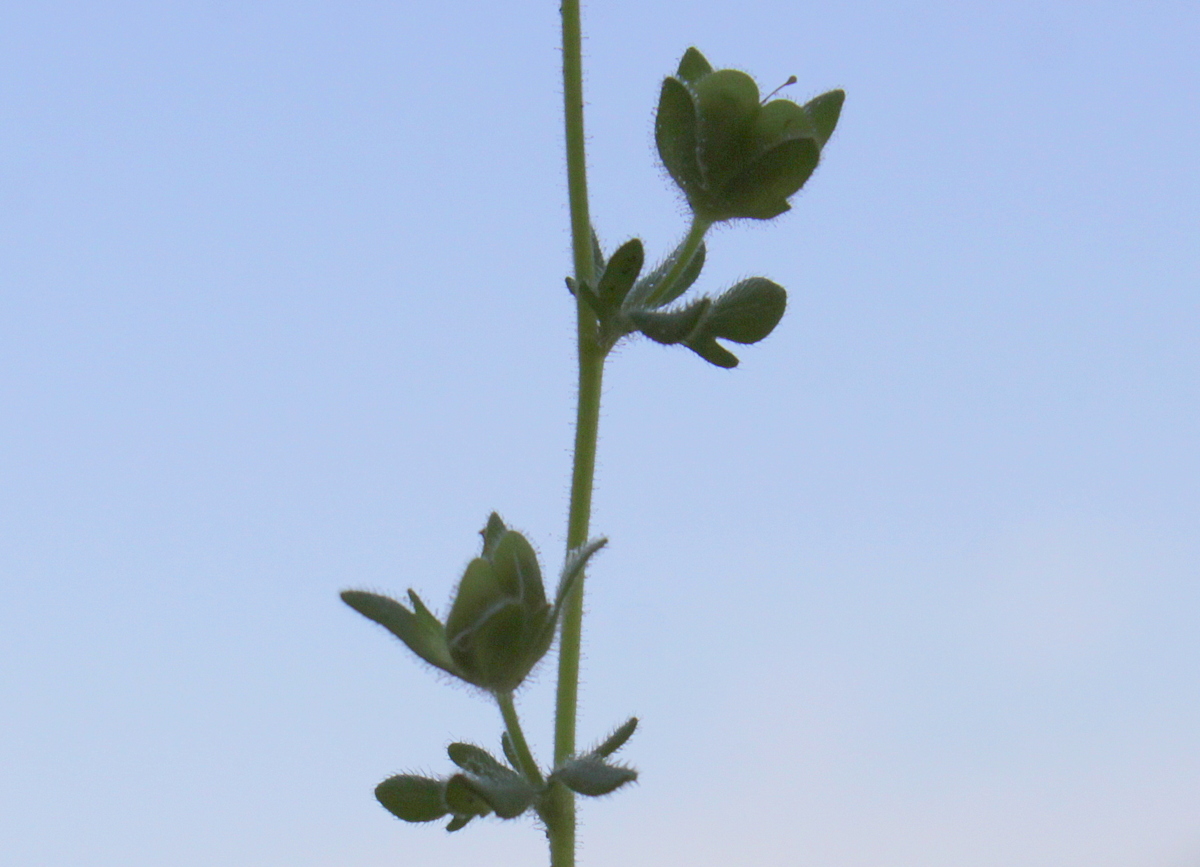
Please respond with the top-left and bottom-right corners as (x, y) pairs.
(656, 47), (843, 223)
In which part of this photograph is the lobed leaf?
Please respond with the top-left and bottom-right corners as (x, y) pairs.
(590, 717), (639, 759)
(553, 756), (638, 797)
(375, 774), (447, 823)
(704, 278), (787, 344)
(683, 334), (741, 368)
(556, 537), (608, 611)
(590, 226), (606, 274)
(444, 774), (492, 817)
(447, 769), (536, 820)
(340, 590), (458, 676)
(627, 299), (709, 345)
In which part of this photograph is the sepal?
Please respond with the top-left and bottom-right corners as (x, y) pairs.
(676, 46), (713, 83)
(803, 89), (844, 148)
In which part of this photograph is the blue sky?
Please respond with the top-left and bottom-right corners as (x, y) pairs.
(2, 2), (1198, 865)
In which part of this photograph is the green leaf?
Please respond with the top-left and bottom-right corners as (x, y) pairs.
(375, 774), (448, 823)
(553, 756), (638, 797)
(684, 334), (741, 368)
(556, 537), (607, 611)
(520, 536), (608, 667)
(674, 277), (787, 368)
(626, 241), (706, 310)
(627, 298), (710, 345)
(660, 240), (706, 307)
(704, 278), (787, 344)
(590, 717), (638, 758)
(340, 590), (458, 676)
(676, 47), (712, 84)
(803, 88), (844, 148)
(448, 742), (514, 779)
(447, 771), (536, 820)
(406, 589), (447, 645)
(568, 276), (606, 319)
(596, 238), (645, 308)
(444, 774), (492, 817)
(590, 226), (606, 274)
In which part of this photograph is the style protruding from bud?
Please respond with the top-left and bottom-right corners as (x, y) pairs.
(656, 47), (844, 223)
(341, 513), (605, 695)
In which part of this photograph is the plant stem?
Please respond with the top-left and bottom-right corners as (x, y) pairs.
(496, 692), (544, 786)
(642, 215), (711, 308)
(550, 2), (601, 866)
(560, 0), (596, 292)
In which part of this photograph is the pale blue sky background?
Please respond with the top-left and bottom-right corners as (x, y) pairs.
(2, 2), (1198, 865)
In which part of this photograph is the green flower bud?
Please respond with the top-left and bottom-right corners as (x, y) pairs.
(445, 522), (554, 693)
(342, 514), (605, 694)
(656, 47), (843, 223)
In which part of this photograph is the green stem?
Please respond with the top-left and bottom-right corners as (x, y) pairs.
(561, 0), (596, 291)
(550, 2), (601, 866)
(642, 215), (711, 308)
(496, 691), (544, 787)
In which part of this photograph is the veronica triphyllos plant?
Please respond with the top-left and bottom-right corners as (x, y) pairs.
(339, 6), (843, 865)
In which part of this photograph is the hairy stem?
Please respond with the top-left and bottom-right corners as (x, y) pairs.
(560, 0), (595, 292)
(550, 1), (601, 865)
(642, 215), (711, 308)
(496, 692), (544, 786)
